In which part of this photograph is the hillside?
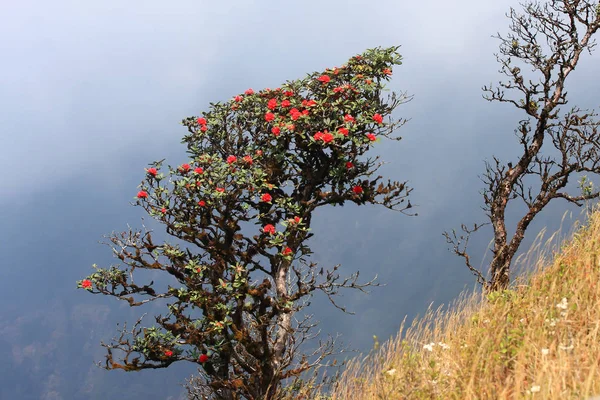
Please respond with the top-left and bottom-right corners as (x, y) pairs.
(327, 206), (600, 399)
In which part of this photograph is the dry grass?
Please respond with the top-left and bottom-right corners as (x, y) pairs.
(323, 205), (600, 399)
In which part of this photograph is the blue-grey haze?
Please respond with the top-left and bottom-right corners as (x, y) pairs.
(1, 0), (599, 398)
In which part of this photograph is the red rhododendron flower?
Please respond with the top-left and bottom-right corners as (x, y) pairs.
(267, 98), (278, 110)
(282, 247), (293, 256)
(313, 131), (324, 141)
(373, 114), (383, 124)
(281, 99), (291, 107)
(344, 114), (355, 123)
(333, 86), (344, 93)
(81, 279), (92, 289)
(243, 155), (253, 164)
(198, 200), (206, 206)
(215, 187), (225, 193)
(137, 191), (148, 199)
(194, 167), (204, 174)
(245, 88), (254, 95)
(164, 350), (173, 357)
(200, 125), (208, 132)
(284, 90), (294, 96)
(234, 95), (243, 102)
(179, 164), (191, 172)
(256, 150), (263, 156)
(382, 68), (392, 75)
(271, 126), (281, 136)
(197, 117), (207, 125)
(322, 131), (334, 143)
(199, 354), (209, 363)
(265, 112), (275, 122)
(317, 75), (330, 83)
(346, 161), (354, 169)
(366, 133), (377, 141)
(289, 108), (302, 120)
(261, 193), (272, 203)
(287, 124), (295, 131)
(292, 216), (301, 224)
(301, 99), (317, 107)
(352, 185), (364, 194)
(226, 155), (237, 164)
(263, 224), (276, 235)
(146, 167), (157, 176)
(338, 127), (349, 136)
(302, 109), (309, 116)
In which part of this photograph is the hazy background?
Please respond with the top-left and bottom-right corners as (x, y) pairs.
(1, 0), (599, 398)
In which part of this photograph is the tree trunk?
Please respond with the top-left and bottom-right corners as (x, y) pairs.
(489, 249), (511, 292)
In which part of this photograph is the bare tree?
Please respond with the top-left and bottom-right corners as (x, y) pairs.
(444, 0), (600, 292)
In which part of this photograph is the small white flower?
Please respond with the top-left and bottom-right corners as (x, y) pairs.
(423, 342), (435, 352)
(541, 348), (549, 355)
(531, 385), (541, 393)
(520, 318), (526, 324)
(438, 342), (450, 350)
(483, 319), (490, 324)
(385, 368), (397, 376)
(556, 297), (568, 310)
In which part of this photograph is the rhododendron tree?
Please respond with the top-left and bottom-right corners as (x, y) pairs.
(78, 46), (413, 400)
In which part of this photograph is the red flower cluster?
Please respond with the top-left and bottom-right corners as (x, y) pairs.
(346, 161), (354, 169)
(215, 187), (225, 193)
(282, 247), (293, 256)
(161, 207), (167, 213)
(137, 191), (148, 199)
(281, 99), (291, 107)
(366, 133), (377, 141)
(198, 200), (206, 207)
(301, 99), (317, 107)
(263, 224), (276, 235)
(317, 75), (330, 83)
(271, 126), (281, 136)
(243, 155), (253, 165)
(234, 95), (242, 102)
(338, 127), (349, 136)
(373, 113), (383, 124)
(314, 131), (334, 143)
(267, 99), (278, 110)
(261, 193), (272, 203)
(146, 167), (157, 176)
(179, 164), (191, 173)
(265, 112), (275, 122)
(164, 350), (173, 357)
(81, 279), (92, 289)
(245, 88), (254, 95)
(227, 155), (237, 164)
(382, 68), (392, 75)
(352, 185), (363, 194)
(291, 110), (301, 120)
(194, 167), (204, 174)
(197, 117), (208, 132)
(199, 354), (209, 363)
(344, 114), (355, 123)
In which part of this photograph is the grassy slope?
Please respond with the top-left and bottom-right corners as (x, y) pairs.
(326, 207), (600, 399)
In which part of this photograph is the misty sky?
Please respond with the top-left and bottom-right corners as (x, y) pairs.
(1, 1), (599, 399)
